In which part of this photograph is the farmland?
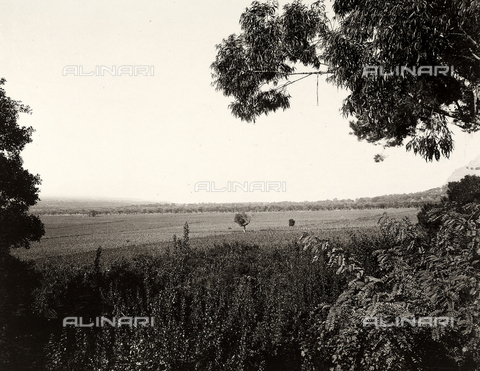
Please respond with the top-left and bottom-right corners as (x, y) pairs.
(13, 208), (418, 267)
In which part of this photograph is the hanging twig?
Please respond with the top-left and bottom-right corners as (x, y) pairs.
(252, 70), (329, 75)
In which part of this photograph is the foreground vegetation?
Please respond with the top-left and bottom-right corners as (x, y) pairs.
(2, 220), (478, 370)
(2, 178), (480, 370)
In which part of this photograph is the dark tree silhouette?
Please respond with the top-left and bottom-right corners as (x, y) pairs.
(446, 175), (480, 205)
(0, 78), (44, 255)
(418, 175), (480, 232)
(234, 212), (251, 232)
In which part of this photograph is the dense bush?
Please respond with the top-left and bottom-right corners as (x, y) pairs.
(31, 240), (345, 371)
(299, 207), (480, 370)
(0, 253), (48, 371)
(446, 175), (480, 206)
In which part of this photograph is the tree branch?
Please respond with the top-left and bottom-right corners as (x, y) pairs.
(469, 48), (480, 61)
(252, 70), (331, 76)
(459, 26), (480, 48)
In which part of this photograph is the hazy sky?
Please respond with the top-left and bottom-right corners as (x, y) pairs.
(2, 0), (480, 204)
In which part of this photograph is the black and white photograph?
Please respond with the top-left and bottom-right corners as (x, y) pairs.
(1, 0), (479, 370)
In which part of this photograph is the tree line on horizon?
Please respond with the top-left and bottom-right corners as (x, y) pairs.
(30, 187), (446, 216)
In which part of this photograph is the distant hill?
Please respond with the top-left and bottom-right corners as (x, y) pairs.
(34, 163), (480, 216)
(30, 188), (447, 216)
(447, 155), (480, 183)
(354, 186), (446, 206)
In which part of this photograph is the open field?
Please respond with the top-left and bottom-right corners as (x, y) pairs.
(13, 208), (418, 266)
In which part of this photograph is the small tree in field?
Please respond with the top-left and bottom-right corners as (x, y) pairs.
(289, 219), (295, 227)
(234, 212), (251, 233)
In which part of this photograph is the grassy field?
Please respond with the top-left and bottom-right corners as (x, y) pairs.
(13, 208), (418, 266)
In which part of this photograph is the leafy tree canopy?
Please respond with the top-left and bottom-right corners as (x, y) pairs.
(446, 174), (480, 205)
(0, 78), (44, 254)
(234, 211), (251, 232)
(418, 175), (480, 231)
(211, 0), (480, 161)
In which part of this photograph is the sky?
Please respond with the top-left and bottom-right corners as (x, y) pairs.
(2, 0), (480, 204)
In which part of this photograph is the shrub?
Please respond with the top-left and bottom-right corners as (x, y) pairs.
(88, 210), (98, 217)
(301, 211), (480, 370)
